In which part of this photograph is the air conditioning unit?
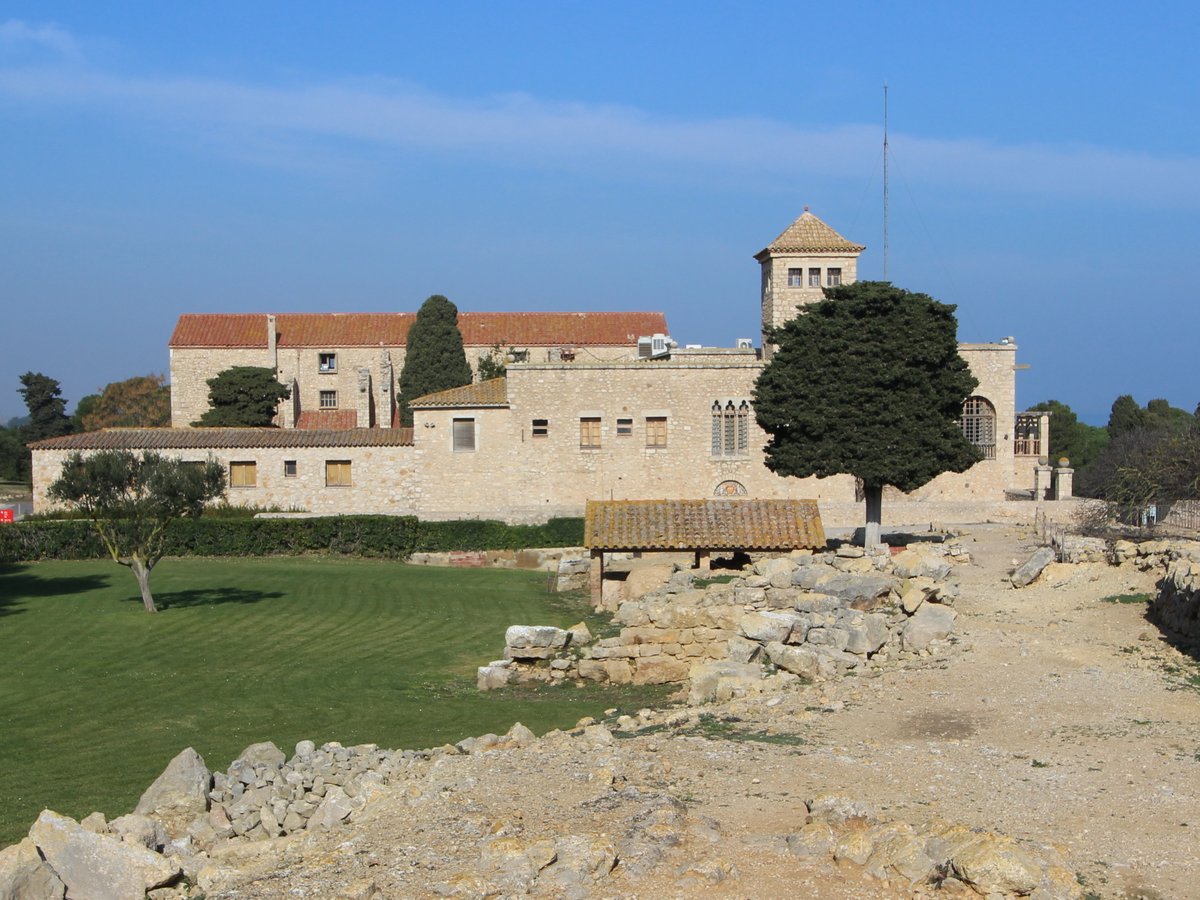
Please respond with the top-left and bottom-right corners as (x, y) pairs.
(736, 337), (754, 350)
(637, 333), (674, 359)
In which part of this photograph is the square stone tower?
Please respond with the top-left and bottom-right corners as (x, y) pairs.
(755, 208), (866, 354)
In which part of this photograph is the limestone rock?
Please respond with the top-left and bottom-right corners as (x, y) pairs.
(30, 810), (181, 900)
(813, 573), (895, 604)
(133, 747), (211, 834)
(785, 822), (836, 858)
(688, 661), (764, 705)
(633, 656), (690, 684)
(901, 604), (958, 652)
(566, 621), (592, 645)
(765, 642), (821, 680)
(505, 625), (570, 651)
(236, 741), (286, 769)
(949, 835), (1044, 895)
(892, 548), (952, 580)
(108, 814), (165, 851)
(477, 663), (514, 691)
(0, 837), (66, 900)
(735, 610), (797, 643)
(1010, 547), (1056, 587)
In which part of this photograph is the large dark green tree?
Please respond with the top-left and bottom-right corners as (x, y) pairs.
(49, 451), (226, 612)
(753, 281), (980, 547)
(194, 366), (290, 427)
(1028, 399), (1109, 469)
(18, 372), (72, 442)
(396, 294), (473, 426)
(1107, 394), (1147, 438)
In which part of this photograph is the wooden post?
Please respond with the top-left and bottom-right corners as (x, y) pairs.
(694, 549), (711, 571)
(589, 548), (604, 608)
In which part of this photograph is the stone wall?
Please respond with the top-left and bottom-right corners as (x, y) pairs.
(33, 445), (422, 516)
(170, 342), (641, 428)
(480, 543), (965, 698)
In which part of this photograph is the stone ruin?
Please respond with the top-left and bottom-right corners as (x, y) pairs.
(479, 541), (970, 701)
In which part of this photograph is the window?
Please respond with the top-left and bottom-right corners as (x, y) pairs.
(325, 460), (352, 487)
(711, 400), (751, 456)
(960, 396), (997, 459)
(283, 460), (297, 478)
(826, 267), (842, 287)
(1014, 413), (1042, 457)
(319, 353), (337, 373)
(580, 417), (601, 449)
(229, 461), (257, 488)
(532, 418), (548, 438)
(616, 417), (633, 437)
(452, 418), (476, 452)
(808, 267), (822, 287)
(645, 416), (667, 448)
(319, 390), (337, 409)
(787, 267), (803, 287)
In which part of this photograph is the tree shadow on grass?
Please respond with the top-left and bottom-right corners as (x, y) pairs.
(0, 564), (114, 617)
(126, 587), (286, 610)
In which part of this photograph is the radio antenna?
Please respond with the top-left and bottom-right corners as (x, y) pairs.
(883, 82), (890, 280)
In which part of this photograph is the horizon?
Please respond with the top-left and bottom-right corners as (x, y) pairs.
(3, 2), (1197, 427)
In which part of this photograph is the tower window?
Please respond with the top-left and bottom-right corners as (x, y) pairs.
(787, 268), (803, 287)
(808, 268), (821, 287)
(960, 396), (997, 459)
(826, 268), (842, 286)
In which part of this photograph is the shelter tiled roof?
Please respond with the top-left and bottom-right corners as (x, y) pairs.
(755, 210), (865, 259)
(28, 427), (415, 451)
(169, 312), (669, 349)
(296, 410), (358, 429)
(410, 378), (508, 409)
(584, 499), (825, 551)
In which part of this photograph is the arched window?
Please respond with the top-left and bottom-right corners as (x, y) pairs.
(712, 399), (752, 456)
(960, 396), (996, 459)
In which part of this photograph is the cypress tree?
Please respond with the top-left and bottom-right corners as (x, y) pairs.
(397, 295), (473, 426)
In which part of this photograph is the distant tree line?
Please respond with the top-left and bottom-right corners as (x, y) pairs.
(1032, 394), (1200, 516)
(0, 372), (170, 485)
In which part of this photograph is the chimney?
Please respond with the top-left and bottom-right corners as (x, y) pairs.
(267, 314), (278, 367)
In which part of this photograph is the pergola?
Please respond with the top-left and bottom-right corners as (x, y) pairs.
(583, 498), (826, 604)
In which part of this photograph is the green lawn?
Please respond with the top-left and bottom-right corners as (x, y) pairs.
(0, 557), (668, 847)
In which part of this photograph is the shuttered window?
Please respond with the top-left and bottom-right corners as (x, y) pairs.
(579, 417), (601, 449)
(645, 416), (667, 448)
(325, 460), (352, 487)
(453, 418), (476, 452)
(230, 461), (256, 488)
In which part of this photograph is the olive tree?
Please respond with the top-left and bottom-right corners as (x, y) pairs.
(49, 450), (226, 612)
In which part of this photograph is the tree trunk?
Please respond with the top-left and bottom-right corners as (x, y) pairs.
(130, 557), (158, 613)
(863, 484), (884, 549)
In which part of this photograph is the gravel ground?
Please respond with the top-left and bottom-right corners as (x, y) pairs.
(201, 524), (1200, 899)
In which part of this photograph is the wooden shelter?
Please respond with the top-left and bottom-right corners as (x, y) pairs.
(583, 498), (826, 604)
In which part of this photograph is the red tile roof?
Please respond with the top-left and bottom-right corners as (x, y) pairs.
(296, 409), (359, 429)
(410, 378), (508, 409)
(584, 499), (826, 551)
(29, 428), (415, 451)
(169, 312), (669, 349)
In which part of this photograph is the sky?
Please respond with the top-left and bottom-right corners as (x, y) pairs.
(1, 1), (1197, 426)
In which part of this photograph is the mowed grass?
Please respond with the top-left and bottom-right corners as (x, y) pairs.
(0, 557), (664, 847)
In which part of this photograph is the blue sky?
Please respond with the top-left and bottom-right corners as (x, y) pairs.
(1, 1), (1197, 425)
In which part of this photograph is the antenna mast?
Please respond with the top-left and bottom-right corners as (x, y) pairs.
(883, 83), (889, 280)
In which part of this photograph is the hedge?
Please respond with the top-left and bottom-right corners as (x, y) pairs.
(0, 516), (585, 563)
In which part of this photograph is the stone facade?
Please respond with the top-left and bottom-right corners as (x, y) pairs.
(32, 210), (1053, 520)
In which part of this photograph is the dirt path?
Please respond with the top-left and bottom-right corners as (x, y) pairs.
(204, 525), (1200, 899)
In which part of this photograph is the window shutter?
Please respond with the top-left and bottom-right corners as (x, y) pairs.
(453, 418), (476, 452)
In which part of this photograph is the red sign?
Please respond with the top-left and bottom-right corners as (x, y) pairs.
(0, 509), (13, 524)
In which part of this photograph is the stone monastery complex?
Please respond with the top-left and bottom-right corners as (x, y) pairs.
(31, 210), (1058, 520)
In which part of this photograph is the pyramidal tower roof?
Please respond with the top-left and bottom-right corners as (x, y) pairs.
(755, 207), (866, 259)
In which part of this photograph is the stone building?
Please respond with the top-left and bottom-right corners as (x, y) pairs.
(30, 210), (1053, 519)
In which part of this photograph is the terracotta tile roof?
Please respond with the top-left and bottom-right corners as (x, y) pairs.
(28, 427), (415, 451)
(410, 378), (508, 409)
(169, 312), (669, 349)
(584, 499), (826, 551)
(755, 210), (865, 259)
(296, 409), (359, 429)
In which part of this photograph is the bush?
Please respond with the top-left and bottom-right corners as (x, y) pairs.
(0, 515), (584, 563)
